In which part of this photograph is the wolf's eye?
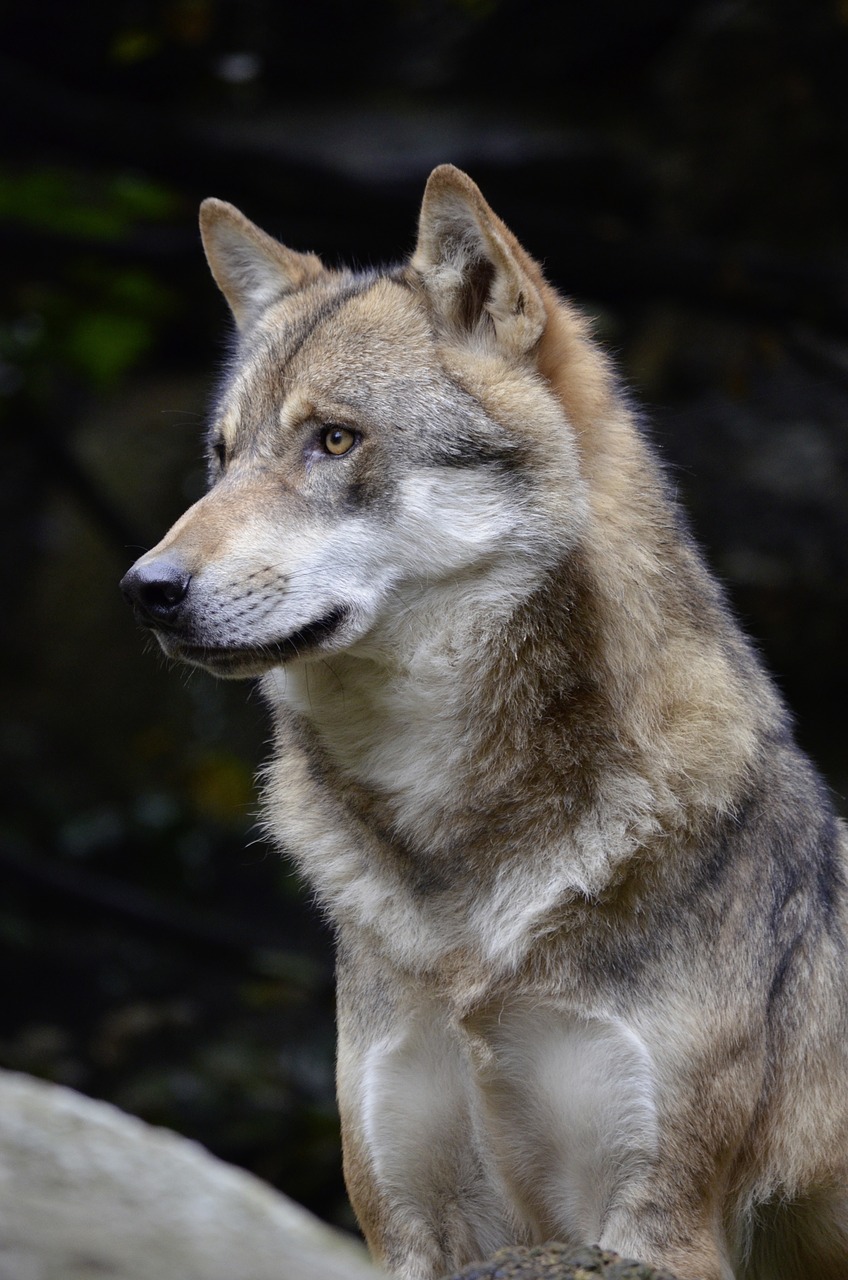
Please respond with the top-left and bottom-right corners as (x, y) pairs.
(320, 426), (357, 457)
(211, 438), (227, 468)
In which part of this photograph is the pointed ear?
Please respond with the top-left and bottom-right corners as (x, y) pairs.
(411, 165), (547, 357)
(199, 199), (325, 329)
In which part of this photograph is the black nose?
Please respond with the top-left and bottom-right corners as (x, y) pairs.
(120, 556), (191, 625)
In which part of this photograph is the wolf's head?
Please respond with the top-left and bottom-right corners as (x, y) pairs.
(121, 166), (595, 678)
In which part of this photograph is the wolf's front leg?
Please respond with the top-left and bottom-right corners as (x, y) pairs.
(336, 937), (521, 1280)
(598, 1198), (734, 1280)
(464, 999), (737, 1280)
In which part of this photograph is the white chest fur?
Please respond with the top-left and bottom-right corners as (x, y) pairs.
(265, 623), (483, 859)
(356, 992), (658, 1262)
(463, 1001), (659, 1243)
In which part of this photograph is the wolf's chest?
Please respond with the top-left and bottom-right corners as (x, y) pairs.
(273, 658), (476, 845)
(359, 992), (659, 1249)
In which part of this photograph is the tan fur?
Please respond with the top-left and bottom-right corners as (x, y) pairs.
(121, 167), (848, 1280)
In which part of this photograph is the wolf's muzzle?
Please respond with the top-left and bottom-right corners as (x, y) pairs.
(120, 556), (192, 628)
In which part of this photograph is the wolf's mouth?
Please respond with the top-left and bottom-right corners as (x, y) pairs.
(161, 606), (349, 676)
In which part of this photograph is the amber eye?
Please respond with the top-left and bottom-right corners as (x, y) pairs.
(211, 437), (227, 468)
(321, 425), (357, 457)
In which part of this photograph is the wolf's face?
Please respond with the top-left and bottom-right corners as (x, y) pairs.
(121, 175), (588, 678)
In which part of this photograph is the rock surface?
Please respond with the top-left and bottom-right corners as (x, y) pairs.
(445, 1242), (680, 1280)
(0, 1067), (376, 1280)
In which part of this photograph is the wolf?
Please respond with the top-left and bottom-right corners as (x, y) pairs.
(121, 166), (848, 1280)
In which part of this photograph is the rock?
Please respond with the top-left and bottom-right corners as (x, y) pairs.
(444, 1242), (680, 1280)
(0, 1067), (377, 1280)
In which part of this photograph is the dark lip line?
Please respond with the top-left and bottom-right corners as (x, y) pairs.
(168, 605), (349, 666)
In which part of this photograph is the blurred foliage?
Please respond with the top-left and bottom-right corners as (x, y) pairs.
(0, 0), (846, 1236)
(0, 168), (177, 239)
(0, 167), (179, 396)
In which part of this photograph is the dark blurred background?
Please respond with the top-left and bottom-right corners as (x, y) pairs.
(1, 0), (847, 1234)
